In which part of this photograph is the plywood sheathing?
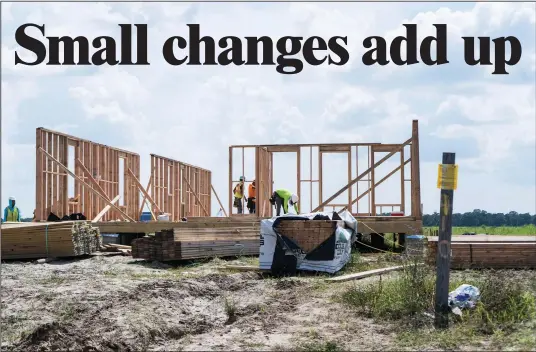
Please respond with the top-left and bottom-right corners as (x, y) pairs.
(150, 154), (212, 221)
(228, 120), (422, 222)
(35, 128), (140, 222)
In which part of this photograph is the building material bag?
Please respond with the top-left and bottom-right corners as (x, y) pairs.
(259, 210), (357, 274)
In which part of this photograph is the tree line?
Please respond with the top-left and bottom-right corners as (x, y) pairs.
(422, 209), (535, 227)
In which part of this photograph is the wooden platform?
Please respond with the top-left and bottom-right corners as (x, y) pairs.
(94, 216), (422, 235)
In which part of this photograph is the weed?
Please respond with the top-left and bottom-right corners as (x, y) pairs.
(297, 340), (342, 352)
(224, 296), (237, 323)
(370, 267), (536, 350)
(40, 274), (68, 285)
(340, 260), (434, 325)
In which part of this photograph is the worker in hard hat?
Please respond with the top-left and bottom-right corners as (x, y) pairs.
(4, 197), (21, 222)
(232, 176), (246, 214)
(247, 180), (256, 214)
(269, 189), (299, 216)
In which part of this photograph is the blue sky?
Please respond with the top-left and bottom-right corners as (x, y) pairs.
(1, 1), (535, 218)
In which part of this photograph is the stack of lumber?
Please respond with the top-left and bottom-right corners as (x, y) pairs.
(1, 221), (102, 260)
(275, 220), (337, 253)
(426, 235), (536, 269)
(131, 221), (260, 261)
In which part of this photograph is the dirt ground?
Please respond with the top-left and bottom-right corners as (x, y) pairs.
(1, 254), (397, 351)
(2, 254), (535, 351)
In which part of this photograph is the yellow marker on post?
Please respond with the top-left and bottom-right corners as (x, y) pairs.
(437, 164), (458, 190)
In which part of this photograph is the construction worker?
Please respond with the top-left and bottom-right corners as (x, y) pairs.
(269, 189), (299, 216)
(247, 180), (256, 214)
(4, 197), (21, 222)
(232, 176), (246, 214)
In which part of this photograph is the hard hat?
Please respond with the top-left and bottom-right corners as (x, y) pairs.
(8, 197), (15, 201)
(291, 194), (299, 204)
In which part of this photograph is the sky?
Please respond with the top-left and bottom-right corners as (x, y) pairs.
(1, 1), (535, 218)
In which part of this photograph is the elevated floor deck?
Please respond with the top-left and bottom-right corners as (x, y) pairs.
(94, 216), (422, 235)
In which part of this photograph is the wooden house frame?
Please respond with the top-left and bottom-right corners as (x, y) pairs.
(149, 154), (212, 221)
(228, 120), (422, 235)
(35, 128), (140, 222)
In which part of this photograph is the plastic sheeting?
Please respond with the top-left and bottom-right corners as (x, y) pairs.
(259, 210), (357, 274)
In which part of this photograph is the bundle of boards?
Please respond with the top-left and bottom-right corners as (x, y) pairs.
(426, 235), (536, 269)
(131, 220), (260, 261)
(1, 221), (102, 260)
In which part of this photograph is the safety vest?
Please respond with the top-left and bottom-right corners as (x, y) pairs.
(6, 207), (19, 222)
(248, 184), (256, 199)
(233, 183), (244, 198)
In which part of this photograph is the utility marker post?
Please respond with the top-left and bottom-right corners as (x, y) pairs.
(434, 152), (457, 329)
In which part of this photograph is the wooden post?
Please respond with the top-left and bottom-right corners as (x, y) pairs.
(434, 152), (456, 329)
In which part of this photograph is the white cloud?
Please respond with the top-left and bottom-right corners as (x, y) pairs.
(1, 2), (535, 217)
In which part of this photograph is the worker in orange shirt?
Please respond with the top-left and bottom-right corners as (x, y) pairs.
(247, 180), (256, 214)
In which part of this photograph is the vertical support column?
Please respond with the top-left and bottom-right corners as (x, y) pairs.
(347, 150), (352, 212)
(318, 151), (323, 212)
(309, 146), (313, 213)
(434, 152), (456, 329)
(370, 147), (376, 216)
(297, 148), (301, 213)
(228, 147), (233, 216)
(36, 129), (43, 221)
(411, 119), (422, 220)
(400, 148), (405, 214)
(355, 146), (359, 215)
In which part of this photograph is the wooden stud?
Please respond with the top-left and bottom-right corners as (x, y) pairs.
(318, 151), (323, 212)
(38, 147), (134, 221)
(297, 148), (301, 213)
(411, 120), (422, 220)
(311, 138), (411, 213)
(400, 147), (405, 214)
(128, 168), (162, 215)
(371, 148), (376, 216)
(92, 195), (121, 222)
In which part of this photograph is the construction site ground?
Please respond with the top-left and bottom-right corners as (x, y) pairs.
(2, 253), (535, 351)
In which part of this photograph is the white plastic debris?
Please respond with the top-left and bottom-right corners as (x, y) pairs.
(448, 284), (481, 313)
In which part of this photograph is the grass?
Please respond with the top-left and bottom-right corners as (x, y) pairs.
(339, 261), (536, 350)
(424, 225), (536, 235)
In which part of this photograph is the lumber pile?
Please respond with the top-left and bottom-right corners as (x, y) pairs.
(131, 221), (260, 261)
(426, 237), (536, 269)
(1, 221), (102, 260)
(275, 220), (337, 253)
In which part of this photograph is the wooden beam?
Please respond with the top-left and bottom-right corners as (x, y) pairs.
(319, 145), (351, 153)
(312, 138), (412, 213)
(350, 158), (411, 206)
(211, 184), (228, 217)
(266, 146), (300, 153)
(183, 175), (210, 216)
(38, 147), (134, 222)
(327, 264), (423, 282)
(92, 195), (121, 222)
(411, 120), (422, 219)
(127, 168), (162, 215)
(138, 175), (155, 220)
(434, 152), (456, 329)
(372, 144), (404, 153)
(76, 159), (110, 201)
